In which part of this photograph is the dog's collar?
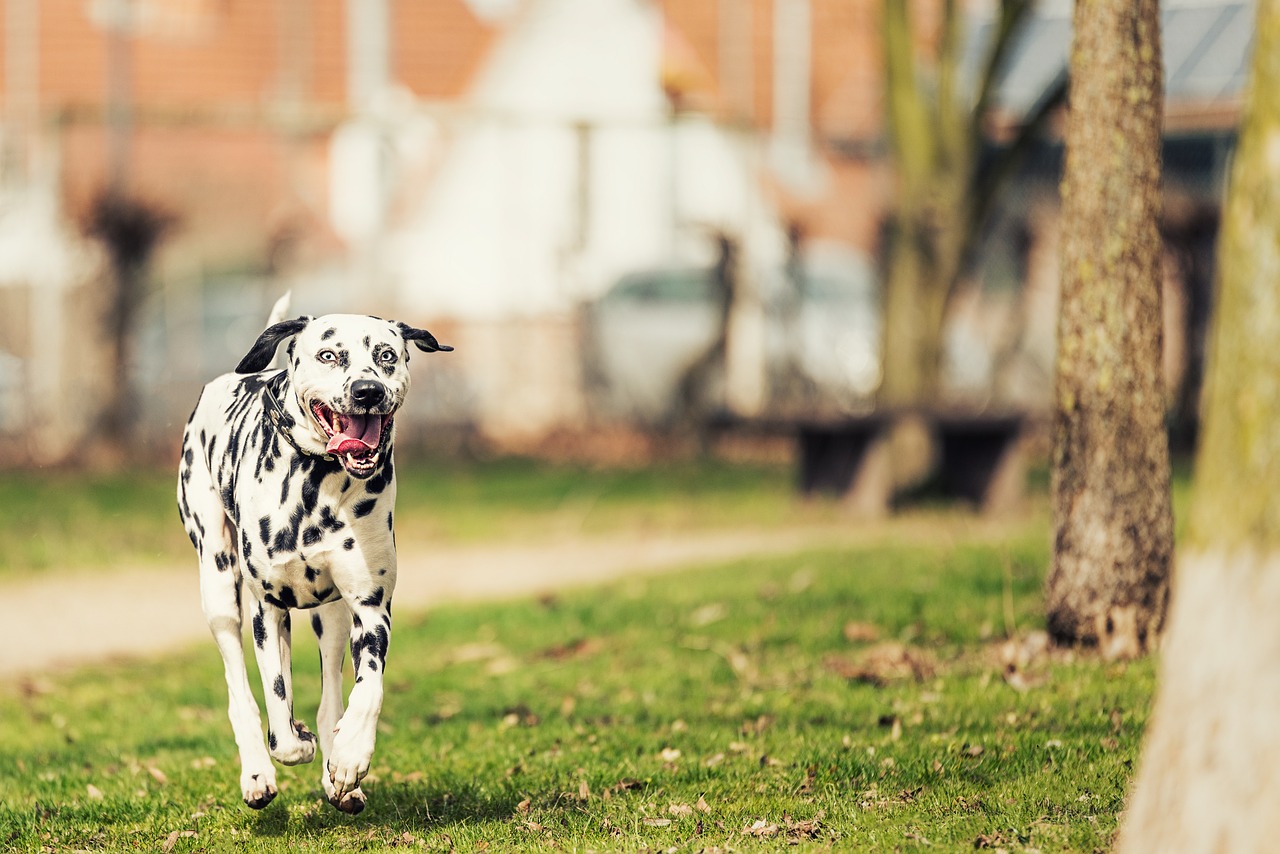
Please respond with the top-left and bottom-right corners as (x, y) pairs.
(262, 380), (337, 462)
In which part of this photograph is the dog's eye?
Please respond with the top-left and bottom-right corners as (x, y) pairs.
(317, 350), (337, 364)
(378, 350), (398, 364)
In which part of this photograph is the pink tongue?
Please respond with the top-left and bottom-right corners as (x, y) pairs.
(325, 413), (383, 455)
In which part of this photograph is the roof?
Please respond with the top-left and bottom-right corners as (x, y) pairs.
(974, 0), (1254, 125)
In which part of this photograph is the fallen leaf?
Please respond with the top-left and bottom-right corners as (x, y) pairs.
(578, 780), (590, 801)
(843, 621), (881, 643)
(86, 784), (104, 800)
(668, 803), (693, 818)
(689, 603), (728, 627)
(608, 777), (645, 796)
(147, 766), (168, 785)
(643, 817), (672, 827)
(516, 798), (530, 814)
(825, 642), (937, 687)
(965, 744), (986, 758)
(161, 830), (196, 853)
(660, 747), (682, 762)
(537, 637), (603, 661)
(743, 819), (780, 837)
(695, 795), (712, 813)
(787, 811), (825, 840)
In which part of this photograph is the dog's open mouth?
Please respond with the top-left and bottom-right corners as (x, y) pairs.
(310, 402), (393, 477)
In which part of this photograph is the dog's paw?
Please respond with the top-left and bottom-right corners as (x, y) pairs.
(269, 721), (318, 766)
(326, 730), (372, 800)
(241, 771), (278, 810)
(327, 787), (367, 815)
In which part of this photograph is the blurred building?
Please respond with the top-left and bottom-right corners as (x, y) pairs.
(0, 0), (1254, 463)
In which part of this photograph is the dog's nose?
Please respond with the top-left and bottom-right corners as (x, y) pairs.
(350, 380), (387, 408)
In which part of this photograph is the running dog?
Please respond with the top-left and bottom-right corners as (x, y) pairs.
(177, 298), (451, 813)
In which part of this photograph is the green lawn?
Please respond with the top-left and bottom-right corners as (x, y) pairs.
(0, 457), (842, 580)
(0, 526), (1155, 852)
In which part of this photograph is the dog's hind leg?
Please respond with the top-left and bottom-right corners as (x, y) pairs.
(196, 514), (280, 809)
(249, 600), (318, 768)
(311, 599), (366, 814)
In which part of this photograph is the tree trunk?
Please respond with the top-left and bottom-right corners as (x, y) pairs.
(1044, 0), (1173, 653)
(1119, 2), (1280, 847)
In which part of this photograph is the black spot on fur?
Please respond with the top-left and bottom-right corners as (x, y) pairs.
(337, 349), (350, 370)
(311, 613), (324, 638)
(272, 504), (306, 555)
(314, 586), (335, 602)
(268, 730), (277, 751)
(353, 498), (377, 518)
(304, 564), (318, 582)
(387, 511), (394, 531)
(302, 526), (322, 546)
(322, 327), (336, 340)
(343, 538), (355, 550)
(301, 465), (328, 514)
(360, 588), (385, 608)
(259, 516), (272, 546)
(277, 586), (298, 609)
(253, 609), (266, 649)
(366, 456), (393, 494)
(319, 506), (345, 532)
(273, 675), (286, 699)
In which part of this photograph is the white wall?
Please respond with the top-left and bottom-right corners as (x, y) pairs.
(382, 0), (787, 322)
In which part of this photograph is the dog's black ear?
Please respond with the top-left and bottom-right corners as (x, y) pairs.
(236, 316), (311, 373)
(397, 322), (454, 354)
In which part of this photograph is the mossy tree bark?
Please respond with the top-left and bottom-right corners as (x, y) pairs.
(878, 0), (1062, 407)
(1119, 2), (1280, 847)
(1044, 0), (1173, 653)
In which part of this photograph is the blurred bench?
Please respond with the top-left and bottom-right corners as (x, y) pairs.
(715, 410), (1032, 516)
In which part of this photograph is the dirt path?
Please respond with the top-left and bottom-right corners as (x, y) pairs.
(0, 524), (864, 679)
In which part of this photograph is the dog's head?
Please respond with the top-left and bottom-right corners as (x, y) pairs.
(236, 314), (452, 478)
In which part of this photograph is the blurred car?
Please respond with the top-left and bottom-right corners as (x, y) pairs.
(582, 242), (881, 423)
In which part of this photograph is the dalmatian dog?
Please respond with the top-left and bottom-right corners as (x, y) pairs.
(177, 297), (451, 813)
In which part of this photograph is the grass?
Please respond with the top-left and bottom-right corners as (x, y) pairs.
(0, 524), (1155, 852)
(0, 456), (839, 580)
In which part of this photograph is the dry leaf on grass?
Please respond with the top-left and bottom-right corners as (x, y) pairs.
(537, 637), (603, 661)
(826, 642), (937, 686)
(161, 830), (196, 853)
(843, 621), (881, 643)
(742, 819), (780, 838)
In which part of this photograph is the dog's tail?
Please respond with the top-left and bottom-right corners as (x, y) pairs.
(266, 291), (292, 328)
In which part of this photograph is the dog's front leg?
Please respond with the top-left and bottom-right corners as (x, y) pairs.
(310, 599), (367, 814)
(327, 586), (394, 801)
(249, 601), (318, 767)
